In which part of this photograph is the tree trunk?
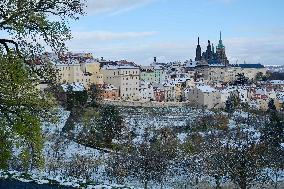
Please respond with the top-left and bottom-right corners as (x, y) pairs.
(215, 175), (221, 189)
(240, 181), (247, 189)
(144, 181), (148, 189)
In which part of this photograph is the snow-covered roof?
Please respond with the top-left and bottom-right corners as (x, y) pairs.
(220, 86), (238, 94)
(209, 64), (226, 67)
(277, 92), (284, 102)
(102, 64), (139, 70)
(140, 80), (153, 89)
(84, 59), (100, 64)
(196, 84), (217, 93)
(269, 80), (284, 85)
(163, 81), (176, 87)
(61, 83), (85, 92)
(185, 60), (198, 68)
(103, 84), (118, 91)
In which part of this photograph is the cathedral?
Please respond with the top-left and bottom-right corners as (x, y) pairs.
(195, 32), (229, 66)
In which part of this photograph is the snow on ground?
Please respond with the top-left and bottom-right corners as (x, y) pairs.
(177, 133), (188, 143)
(5, 106), (280, 188)
(1, 107), (132, 189)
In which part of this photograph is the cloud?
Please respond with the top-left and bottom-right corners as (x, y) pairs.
(67, 36), (195, 65)
(225, 35), (284, 65)
(85, 0), (157, 15)
(71, 31), (158, 42)
(67, 29), (284, 66)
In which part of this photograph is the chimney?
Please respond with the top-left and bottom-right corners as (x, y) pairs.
(101, 57), (104, 61)
(154, 57), (157, 63)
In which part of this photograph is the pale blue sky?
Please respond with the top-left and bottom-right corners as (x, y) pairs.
(67, 0), (284, 65)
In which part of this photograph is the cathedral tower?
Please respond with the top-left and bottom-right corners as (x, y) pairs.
(216, 31), (229, 66)
(195, 37), (202, 61)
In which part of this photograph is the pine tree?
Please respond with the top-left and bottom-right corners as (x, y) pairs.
(97, 105), (124, 148)
(260, 99), (284, 188)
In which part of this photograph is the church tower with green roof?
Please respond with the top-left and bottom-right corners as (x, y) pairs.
(216, 31), (229, 66)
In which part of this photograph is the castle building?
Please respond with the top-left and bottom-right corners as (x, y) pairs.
(195, 32), (229, 66)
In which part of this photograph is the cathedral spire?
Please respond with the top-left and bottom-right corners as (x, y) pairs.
(218, 31), (224, 49)
(195, 37), (202, 61)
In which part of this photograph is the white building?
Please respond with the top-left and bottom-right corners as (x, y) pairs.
(188, 84), (221, 109)
(139, 80), (155, 101)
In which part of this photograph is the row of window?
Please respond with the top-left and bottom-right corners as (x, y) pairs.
(125, 88), (138, 91)
(122, 82), (138, 85)
(122, 77), (139, 80)
(113, 70), (139, 75)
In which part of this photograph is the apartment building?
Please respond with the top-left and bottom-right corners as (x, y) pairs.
(101, 64), (140, 101)
(140, 66), (166, 84)
(188, 84), (221, 109)
(139, 80), (155, 101)
(54, 60), (103, 89)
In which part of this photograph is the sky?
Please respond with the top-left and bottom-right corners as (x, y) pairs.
(66, 0), (284, 65)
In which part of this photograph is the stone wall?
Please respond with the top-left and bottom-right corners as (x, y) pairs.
(100, 100), (190, 108)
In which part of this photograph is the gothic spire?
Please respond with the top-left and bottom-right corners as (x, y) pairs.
(218, 31), (224, 49)
(195, 37), (202, 61)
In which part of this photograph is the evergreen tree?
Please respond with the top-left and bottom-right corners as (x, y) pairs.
(261, 99), (284, 188)
(88, 83), (103, 107)
(235, 73), (249, 85)
(225, 93), (241, 113)
(97, 105), (124, 148)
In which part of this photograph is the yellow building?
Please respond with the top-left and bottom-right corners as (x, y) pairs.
(206, 65), (267, 84)
(55, 60), (103, 89)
